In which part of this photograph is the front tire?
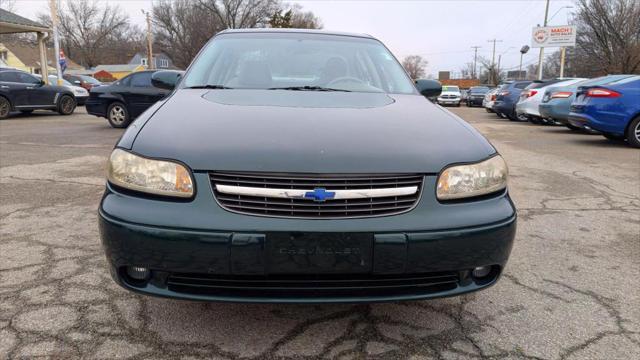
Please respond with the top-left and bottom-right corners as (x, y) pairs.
(0, 96), (10, 119)
(57, 95), (76, 115)
(107, 102), (131, 128)
(625, 116), (640, 148)
(566, 123), (581, 131)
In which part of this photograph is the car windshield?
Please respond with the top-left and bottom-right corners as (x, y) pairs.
(79, 75), (101, 84)
(182, 32), (416, 94)
(442, 86), (460, 92)
(470, 87), (489, 94)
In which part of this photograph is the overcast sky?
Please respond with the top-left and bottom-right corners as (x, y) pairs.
(10, 0), (575, 76)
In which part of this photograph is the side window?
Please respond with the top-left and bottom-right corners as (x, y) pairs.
(0, 72), (19, 82)
(119, 76), (131, 87)
(16, 73), (41, 84)
(515, 82), (529, 89)
(130, 72), (152, 87)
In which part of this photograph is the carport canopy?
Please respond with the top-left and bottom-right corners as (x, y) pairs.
(0, 8), (51, 83)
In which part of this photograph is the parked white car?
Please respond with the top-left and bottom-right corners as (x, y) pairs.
(436, 85), (461, 106)
(515, 78), (585, 122)
(483, 88), (499, 112)
(36, 74), (90, 105)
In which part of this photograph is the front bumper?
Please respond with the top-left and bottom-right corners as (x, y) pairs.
(99, 175), (517, 303)
(467, 97), (484, 106)
(437, 98), (461, 106)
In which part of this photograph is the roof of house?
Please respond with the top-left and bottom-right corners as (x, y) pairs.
(0, 42), (82, 69)
(0, 9), (50, 33)
(94, 64), (143, 73)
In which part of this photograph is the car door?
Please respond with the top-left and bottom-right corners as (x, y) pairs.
(17, 72), (57, 107)
(0, 71), (31, 107)
(127, 72), (166, 118)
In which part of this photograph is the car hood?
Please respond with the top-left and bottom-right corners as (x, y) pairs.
(128, 89), (495, 173)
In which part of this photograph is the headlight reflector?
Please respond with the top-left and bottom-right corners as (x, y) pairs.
(437, 156), (508, 200)
(107, 149), (194, 198)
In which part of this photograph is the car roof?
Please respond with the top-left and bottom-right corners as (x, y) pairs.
(217, 28), (374, 40)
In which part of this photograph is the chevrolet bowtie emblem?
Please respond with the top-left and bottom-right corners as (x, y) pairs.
(304, 188), (336, 202)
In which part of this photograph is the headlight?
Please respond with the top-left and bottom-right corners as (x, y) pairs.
(437, 155), (508, 200)
(107, 149), (194, 198)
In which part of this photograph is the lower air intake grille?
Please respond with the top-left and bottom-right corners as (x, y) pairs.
(210, 172), (423, 218)
(166, 272), (459, 299)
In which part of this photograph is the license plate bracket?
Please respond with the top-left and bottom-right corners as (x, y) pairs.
(267, 232), (373, 274)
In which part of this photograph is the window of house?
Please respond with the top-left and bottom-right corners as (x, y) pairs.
(141, 57), (148, 66)
(159, 58), (169, 68)
(0, 50), (8, 61)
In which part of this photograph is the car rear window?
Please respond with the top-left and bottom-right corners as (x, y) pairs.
(608, 75), (640, 85)
(131, 72), (153, 87)
(514, 82), (531, 89)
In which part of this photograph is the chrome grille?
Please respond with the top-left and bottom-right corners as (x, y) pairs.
(210, 172), (423, 218)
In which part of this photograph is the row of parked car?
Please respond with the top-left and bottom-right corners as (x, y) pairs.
(0, 67), (106, 119)
(480, 75), (640, 148)
(0, 67), (177, 128)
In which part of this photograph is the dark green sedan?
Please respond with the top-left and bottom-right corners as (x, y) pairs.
(99, 29), (516, 303)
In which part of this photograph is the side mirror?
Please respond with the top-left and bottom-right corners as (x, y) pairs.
(39, 80), (46, 86)
(151, 70), (183, 90)
(415, 79), (442, 98)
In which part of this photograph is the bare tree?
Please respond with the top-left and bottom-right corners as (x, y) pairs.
(289, 4), (323, 29)
(459, 62), (475, 79)
(573, 0), (640, 76)
(197, 0), (280, 29)
(153, 0), (222, 69)
(38, 0), (141, 67)
(269, 4), (322, 29)
(402, 55), (427, 80)
(0, 0), (16, 11)
(477, 56), (504, 85)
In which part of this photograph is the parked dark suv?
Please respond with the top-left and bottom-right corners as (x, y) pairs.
(492, 80), (533, 121)
(0, 68), (76, 119)
(466, 86), (490, 107)
(86, 70), (178, 128)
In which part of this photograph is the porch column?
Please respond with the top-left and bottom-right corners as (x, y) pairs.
(37, 32), (49, 83)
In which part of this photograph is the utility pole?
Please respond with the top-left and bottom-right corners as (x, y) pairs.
(143, 10), (154, 70)
(487, 38), (502, 85)
(49, 0), (63, 85)
(537, 0), (551, 80)
(471, 46), (481, 79)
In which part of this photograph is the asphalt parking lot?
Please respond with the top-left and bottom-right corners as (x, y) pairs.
(1, 106), (639, 359)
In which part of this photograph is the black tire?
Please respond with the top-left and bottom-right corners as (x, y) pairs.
(507, 112), (519, 121)
(57, 95), (76, 115)
(602, 132), (625, 141)
(107, 102), (131, 128)
(529, 116), (542, 124)
(566, 123), (581, 131)
(0, 96), (10, 119)
(19, 110), (34, 115)
(624, 116), (640, 148)
(485, 108), (492, 113)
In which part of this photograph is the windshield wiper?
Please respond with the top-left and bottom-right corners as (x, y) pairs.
(268, 86), (351, 92)
(184, 84), (233, 89)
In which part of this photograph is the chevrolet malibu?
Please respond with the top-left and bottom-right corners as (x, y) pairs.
(99, 29), (516, 303)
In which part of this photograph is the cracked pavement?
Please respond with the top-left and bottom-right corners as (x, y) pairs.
(1, 107), (639, 359)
